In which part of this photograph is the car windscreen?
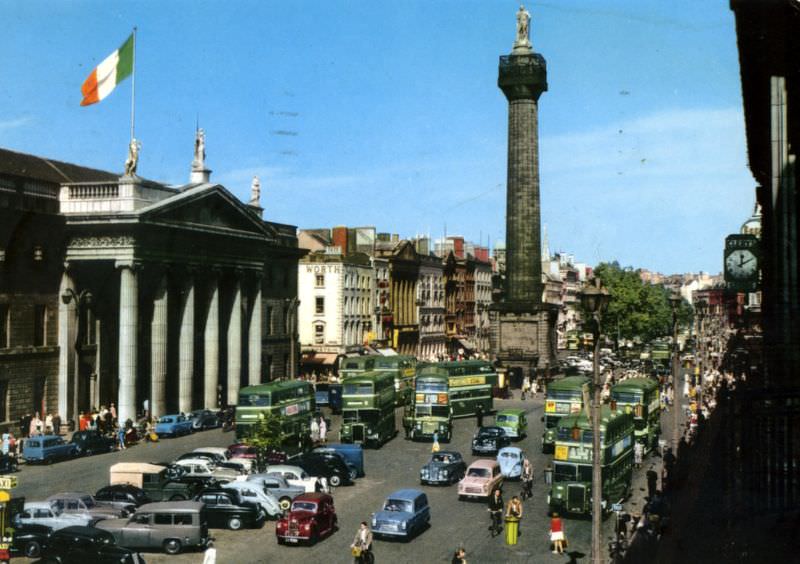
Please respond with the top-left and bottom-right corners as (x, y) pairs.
(383, 499), (413, 513)
(415, 405), (449, 418)
(81, 496), (96, 508)
(432, 454), (452, 463)
(291, 501), (317, 512)
(158, 417), (174, 423)
(499, 451), (518, 459)
(495, 414), (517, 423)
(467, 468), (489, 478)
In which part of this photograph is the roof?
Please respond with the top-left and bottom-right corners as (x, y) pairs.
(612, 378), (658, 392)
(293, 492), (332, 503)
(498, 446), (522, 454)
(556, 406), (632, 431)
(432, 450), (461, 457)
(138, 501), (203, 512)
(547, 375), (591, 389)
(110, 462), (167, 474)
(386, 488), (425, 500)
(0, 147), (119, 184)
(497, 408), (526, 416)
(469, 459), (499, 468)
(47, 492), (92, 499)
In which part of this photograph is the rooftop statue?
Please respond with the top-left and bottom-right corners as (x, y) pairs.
(124, 138), (141, 177)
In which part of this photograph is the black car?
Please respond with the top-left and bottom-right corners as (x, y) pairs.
(419, 450), (467, 485)
(9, 522), (52, 559)
(95, 484), (152, 509)
(69, 430), (116, 456)
(0, 453), (18, 473)
(294, 452), (353, 487)
(471, 426), (511, 455)
(193, 488), (265, 530)
(39, 525), (144, 563)
(188, 409), (220, 431)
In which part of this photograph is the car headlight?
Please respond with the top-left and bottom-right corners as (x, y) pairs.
(400, 521), (407, 530)
(372, 517), (377, 527)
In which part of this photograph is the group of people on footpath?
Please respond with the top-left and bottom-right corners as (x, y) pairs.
(310, 414), (328, 444)
(19, 411), (62, 438)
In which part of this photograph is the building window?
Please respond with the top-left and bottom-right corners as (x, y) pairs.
(33, 304), (47, 347)
(0, 304), (8, 349)
(315, 324), (324, 345)
(315, 274), (324, 287)
(0, 380), (7, 422)
(315, 297), (324, 315)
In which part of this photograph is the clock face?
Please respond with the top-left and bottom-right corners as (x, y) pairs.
(725, 249), (757, 278)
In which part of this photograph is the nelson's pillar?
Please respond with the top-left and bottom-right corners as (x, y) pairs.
(491, 5), (558, 384)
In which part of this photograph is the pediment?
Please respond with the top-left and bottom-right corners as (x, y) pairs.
(394, 240), (419, 262)
(140, 186), (270, 238)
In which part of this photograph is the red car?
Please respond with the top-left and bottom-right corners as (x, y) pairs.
(275, 493), (337, 545)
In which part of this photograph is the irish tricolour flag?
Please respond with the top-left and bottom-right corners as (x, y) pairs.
(80, 34), (134, 106)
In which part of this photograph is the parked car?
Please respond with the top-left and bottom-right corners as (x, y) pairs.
(0, 453), (18, 473)
(246, 473), (305, 510)
(265, 464), (322, 493)
(187, 409), (220, 431)
(458, 459), (504, 500)
(419, 451), (466, 485)
(312, 443), (364, 478)
(497, 446), (526, 479)
(175, 452), (248, 476)
(96, 501), (209, 555)
(21, 435), (78, 464)
(223, 481), (282, 518)
(294, 452), (353, 487)
(13, 501), (91, 531)
(155, 414), (194, 438)
(371, 489), (430, 539)
(194, 447), (253, 473)
(8, 522), (52, 559)
(172, 458), (240, 483)
(94, 484), (152, 509)
(47, 492), (130, 520)
(193, 488), (264, 530)
(275, 492), (337, 545)
(69, 429), (117, 456)
(39, 525), (144, 563)
(227, 443), (257, 462)
(471, 426), (511, 455)
(494, 409), (528, 439)
(109, 462), (202, 502)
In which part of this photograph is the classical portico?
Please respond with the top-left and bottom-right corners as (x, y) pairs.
(57, 175), (295, 425)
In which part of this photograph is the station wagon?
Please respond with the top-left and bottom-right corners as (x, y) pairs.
(371, 489), (430, 539)
(458, 459), (503, 500)
(22, 436), (78, 464)
(495, 409), (528, 439)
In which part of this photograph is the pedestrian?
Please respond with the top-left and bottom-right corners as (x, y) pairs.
(350, 521), (373, 564)
(475, 404), (484, 428)
(45, 413), (53, 434)
(202, 540), (216, 564)
(505, 495), (523, 544)
(521, 376), (530, 400)
(451, 547), (467, 564)
(1, 431), (9, 456)
(487, 488), (504, 537)
(550, 513), (566, 554)
(431, 431), (441, 453)
(29, 413), (41, 437)
(646, 466), (658, 500)
(310, 417), (320, 443)
(521, 457), (534, 501)
(110, 402), (117, 425)
(531, 378), (539, 396)
(319, 416), (327, 444)
(52, 413), (61, 436)
(634, 441), (644, 469)
(117, 424), (126, 450)
(19, 413), (28, 438)
(544, 463), (553, 485)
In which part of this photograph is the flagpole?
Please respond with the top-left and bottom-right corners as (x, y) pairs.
(130, 26), (137, 142)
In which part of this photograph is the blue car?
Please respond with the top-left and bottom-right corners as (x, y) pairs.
(23, 435), (78, 464)
(371, 489), (430, 540)
(155, 414), (193, 438)
(312, 443), (364, 478)
(497, 446), (525, 479)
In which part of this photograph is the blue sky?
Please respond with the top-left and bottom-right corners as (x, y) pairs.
(0, 1), (753, 274)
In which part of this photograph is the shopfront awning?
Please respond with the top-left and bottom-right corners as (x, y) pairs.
(457, 338), (476, 351)
(300, 353), (338, 366)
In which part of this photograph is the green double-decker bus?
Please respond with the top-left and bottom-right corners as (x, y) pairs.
(235, 380), (315, 452)
(424, 360), (497, 417)
(339, 355), (376, 380)
(650, 340), (670, 365)
(372, 355), (417, 406)
(611, 377), (661, 453)
(542, 376), (591, 453)
(408, 370), (452, 442)
(547, 406), (635, 516)
(340, 370), (397, 448)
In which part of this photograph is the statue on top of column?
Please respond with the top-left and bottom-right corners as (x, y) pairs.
(249, 175), (261, 207)
(514, 5), (532, 51)
(192, 128), (206, 171)
(124, 138), (141, 177)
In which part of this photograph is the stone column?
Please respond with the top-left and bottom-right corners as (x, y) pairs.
(227, 275), (242, 406)
(150, 275), (168, 419)
(117, 262), (138, 426)
(178, 274), (195, 413)
(57, 268), (76, 420)
(248, 278), (263, 385)
(204, 274), (220, 408)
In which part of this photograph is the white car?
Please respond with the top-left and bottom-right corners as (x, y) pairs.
(222, 482), (282, 518)
(193, 447), (253, 473)
(173, 458), (239, 483)
(265, 464), (322, 493)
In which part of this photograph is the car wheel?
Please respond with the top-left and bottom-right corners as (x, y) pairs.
(329, 474), (342, 487)
(169, 494), (187, 501)
(24, 540), (42, 558)
(163, 539), (182, 555)
(278, 497), (292, 511)
(228, 516), (243, 530)
(74, 445), (83, 456)
(348, 467), (358, 481)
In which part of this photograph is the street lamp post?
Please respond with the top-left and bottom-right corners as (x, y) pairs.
(61, 288), (93, 430)
(580, 278), (610, 564)
(695, 300), (707, 413)
(669, 292), (682, 454)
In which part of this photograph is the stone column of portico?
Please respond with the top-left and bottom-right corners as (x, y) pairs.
(117, 262), (138, 426)
(204, 273), (220, 409)
(248, 277), (263, 385)
(150, 275), (168, 419)
(57, 268), (76, 420)
(178, 274), (195, 413)
(227, 275), (243, 406)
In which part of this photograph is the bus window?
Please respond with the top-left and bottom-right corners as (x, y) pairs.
(239, 393), (271, 406)
(343, 383), (373, 395)
(417, 381), (446, 392)
(554, 463), (577, 482)
(415, 405), (449, 418)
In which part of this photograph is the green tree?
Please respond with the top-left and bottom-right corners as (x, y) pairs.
(244, 412), (287, 471)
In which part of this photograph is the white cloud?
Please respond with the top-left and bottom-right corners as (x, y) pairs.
(0, 116), (33, 130)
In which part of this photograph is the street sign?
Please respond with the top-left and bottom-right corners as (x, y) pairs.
(611, 503), (623, 512)
(0, 476), (17, 490)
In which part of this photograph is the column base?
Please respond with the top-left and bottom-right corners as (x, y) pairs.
(491, 303), (557, 381)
